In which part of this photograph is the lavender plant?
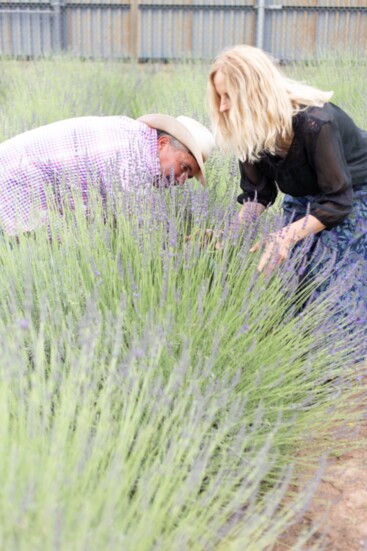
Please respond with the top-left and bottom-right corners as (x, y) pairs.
(0, 55), (365, 550)
(0, 180), (363, 551)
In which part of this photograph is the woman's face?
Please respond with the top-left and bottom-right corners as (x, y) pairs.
(213, 70), (231, 113)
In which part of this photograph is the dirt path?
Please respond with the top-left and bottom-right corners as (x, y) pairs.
(277, 390), (367, 550)
(303, 422), (367, 550)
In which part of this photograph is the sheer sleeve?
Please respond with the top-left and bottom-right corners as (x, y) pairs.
(237, 160), (278, 207)
(307, 120), (353, 228)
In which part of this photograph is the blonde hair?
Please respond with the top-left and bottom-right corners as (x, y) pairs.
(208, 44), (333, 162)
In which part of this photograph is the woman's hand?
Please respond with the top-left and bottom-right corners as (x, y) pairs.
(238, 202), (266, 225)
(250, 231), (294, 275)
(251, 215), (326, 275)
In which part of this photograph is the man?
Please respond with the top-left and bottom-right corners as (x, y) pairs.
(0, 114), (215, 236)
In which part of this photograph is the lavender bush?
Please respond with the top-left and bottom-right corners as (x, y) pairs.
(0, 55), (365, 550)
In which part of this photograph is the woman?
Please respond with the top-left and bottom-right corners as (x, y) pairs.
(208, 44), (367, 319)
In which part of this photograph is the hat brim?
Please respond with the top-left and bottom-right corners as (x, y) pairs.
(138, 114), (206, 185)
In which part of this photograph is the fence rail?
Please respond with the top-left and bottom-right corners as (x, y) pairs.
(0, 0), (366, 60)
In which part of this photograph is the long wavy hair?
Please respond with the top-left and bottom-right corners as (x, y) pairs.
(208, 45), (333, 162)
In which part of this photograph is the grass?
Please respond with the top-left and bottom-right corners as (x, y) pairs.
(0, 53), (365, 550)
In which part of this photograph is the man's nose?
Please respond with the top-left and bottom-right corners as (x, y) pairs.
(177, 171), (189, 185)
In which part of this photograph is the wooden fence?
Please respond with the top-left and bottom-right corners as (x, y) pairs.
(0, 0), (366, 61)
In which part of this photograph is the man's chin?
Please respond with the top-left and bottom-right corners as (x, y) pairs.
(153, 176), (176, 188)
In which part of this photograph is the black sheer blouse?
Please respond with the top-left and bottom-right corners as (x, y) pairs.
(237, 103), (367, 228)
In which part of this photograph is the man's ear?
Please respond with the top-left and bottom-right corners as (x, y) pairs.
(157, 135), (170, 151)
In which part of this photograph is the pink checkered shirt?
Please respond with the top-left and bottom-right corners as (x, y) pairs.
(0, 116), (161, 236)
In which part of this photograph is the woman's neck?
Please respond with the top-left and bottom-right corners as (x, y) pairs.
(275, 131), (294, 158)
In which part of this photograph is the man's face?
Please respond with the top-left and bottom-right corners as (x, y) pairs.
(157, 136), (200, 185)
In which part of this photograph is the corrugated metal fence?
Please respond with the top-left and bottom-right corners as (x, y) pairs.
(0, 0), (366, 61)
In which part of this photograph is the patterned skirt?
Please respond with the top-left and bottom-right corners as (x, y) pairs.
(282, 188), (367, 354)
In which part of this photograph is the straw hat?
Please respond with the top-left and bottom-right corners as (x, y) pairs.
(138, 114), (215, 185)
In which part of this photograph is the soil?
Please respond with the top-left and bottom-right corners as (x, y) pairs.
(276, 383), (367, 551)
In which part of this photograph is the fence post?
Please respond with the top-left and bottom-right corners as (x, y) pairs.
(186, 0), (193, 58)
(51, 0), (62, 53)
(130, 0), (139, 63)
(256, 0), (266, 50)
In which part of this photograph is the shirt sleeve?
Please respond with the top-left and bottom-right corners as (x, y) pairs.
(237, 160), (278, 207)
(306, 120), (353, 228)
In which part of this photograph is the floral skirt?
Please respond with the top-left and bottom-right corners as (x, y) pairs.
(282, 188), (367, 353)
